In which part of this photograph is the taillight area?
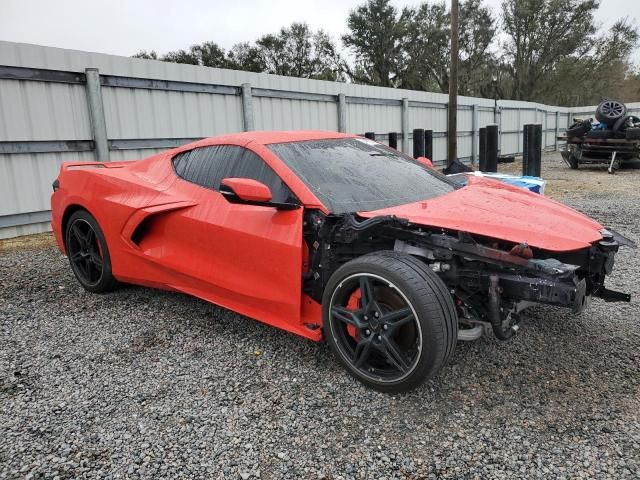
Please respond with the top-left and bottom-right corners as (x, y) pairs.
(52, 178), (59, 192)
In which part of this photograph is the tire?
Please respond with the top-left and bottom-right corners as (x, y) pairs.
(622, 158), (640, 169)
(322, 250), (457, 393)
(568, 155), (579, 169)
(612, 115), (640, 133)
(65, 209), (118, 293)
(626, 128), (640, 140)
(566, 120), (591, 137)
(586, 129), (614, 139)
(595, 100), (627, 126)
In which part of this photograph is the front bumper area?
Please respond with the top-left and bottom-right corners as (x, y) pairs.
(497, 231), (632, 312)
(497, 272), (589, 313)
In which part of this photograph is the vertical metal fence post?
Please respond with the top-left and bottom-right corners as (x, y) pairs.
(544, 111), (548, 149)
(84, 68), (109, 161)
(555, 111), (560, 151)
(471, 104), (478, 164)
(401, 98), (409, 154)
(516, 109), (521, 155)
(337, 93), (346, 133)
(241, 83), (254, 132)
(479, 127), (487, 171)
(495, 104), (502, 155)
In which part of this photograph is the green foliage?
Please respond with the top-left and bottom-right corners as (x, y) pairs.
(189, 42), (228, 68)
(132, 50), (158, 60)
(400, 2), (449, 92)
(131, 0), (640, 106)
(501, 0), (599, 100)
(250, 23), (344, 80)
(400, 0), (496, 96)
(342, 0), (406, 86)
(500, 0), (639, 104)
(226, 42), (265, 73)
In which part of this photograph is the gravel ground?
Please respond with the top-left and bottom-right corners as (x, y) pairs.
(1, 152), (639, 479)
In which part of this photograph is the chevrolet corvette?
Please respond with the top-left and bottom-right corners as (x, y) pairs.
(51, 131), (634, 392)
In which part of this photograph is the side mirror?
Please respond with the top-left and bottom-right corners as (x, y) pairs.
(220, 178), (299, 210)
(416, 156), (433, 169)
(221, 177), (272, 202)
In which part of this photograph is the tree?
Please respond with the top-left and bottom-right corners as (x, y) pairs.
(190, 41), (228, 68)
(127, 0), (639, 106)
(342, 0), (406, 87)
(458, 0), (497, 96)
(535, 18), (639, 105)
(253, 23), (344, 80)
(390, 0), (497, 95)
(152, 41), (228, 67)
(501, 0), (599, 101)
(132, 50), (159, 60)
(399, 2), (450, 92)
(226, 42), (265, 72)
(161, 48), (200, 65)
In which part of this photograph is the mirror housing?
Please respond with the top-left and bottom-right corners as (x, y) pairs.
(220, 178), (299, 210)
(221, 177), (272, 202)
(416, 156), (433, 169)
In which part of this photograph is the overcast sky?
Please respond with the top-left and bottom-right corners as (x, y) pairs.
(1, 0), (639, 61)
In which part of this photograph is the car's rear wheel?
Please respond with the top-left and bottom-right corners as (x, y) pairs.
(322, 251), (457, 393)
(65, 210), (118, 293)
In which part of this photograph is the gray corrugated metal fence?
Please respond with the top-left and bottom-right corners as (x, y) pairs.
(0, 40), (622, 239)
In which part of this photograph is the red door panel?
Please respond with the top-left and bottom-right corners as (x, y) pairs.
(135, 183), (305, 336)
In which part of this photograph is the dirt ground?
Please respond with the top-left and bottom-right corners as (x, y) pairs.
(498, 151), (640, 199)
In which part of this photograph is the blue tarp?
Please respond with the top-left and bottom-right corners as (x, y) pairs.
(447, 172), (546, 195)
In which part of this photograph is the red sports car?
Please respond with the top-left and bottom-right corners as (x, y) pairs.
(51, 131), (633, 392)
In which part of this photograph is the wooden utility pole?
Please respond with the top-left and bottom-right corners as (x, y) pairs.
(447, 0), (459, 167)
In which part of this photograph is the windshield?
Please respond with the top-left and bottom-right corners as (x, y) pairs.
(268, 138), (457, 214)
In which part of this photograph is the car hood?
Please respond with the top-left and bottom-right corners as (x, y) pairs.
(358, 176), (603, 252)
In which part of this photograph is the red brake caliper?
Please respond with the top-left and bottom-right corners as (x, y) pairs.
(346, 289), (361, 340)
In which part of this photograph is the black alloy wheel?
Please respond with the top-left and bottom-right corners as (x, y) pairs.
(67, 218), (103, 286)
(65, 210), (118, 292)
(323, 251), (457, 393)
(329, 273), (422, 383)
(595, 100), (627, 126)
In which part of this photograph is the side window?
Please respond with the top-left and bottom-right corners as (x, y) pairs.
(172, 145), (295, 204)
(172, 147), (220, 189)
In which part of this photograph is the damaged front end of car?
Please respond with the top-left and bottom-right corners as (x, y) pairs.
(303, 211), (634, 342)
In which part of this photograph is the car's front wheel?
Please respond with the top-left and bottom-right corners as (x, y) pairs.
(322, 251), (457, 393)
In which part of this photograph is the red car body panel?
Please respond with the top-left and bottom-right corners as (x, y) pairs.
(51, 132), (360, 341)
(359, 175), (603, 252)
(51, 130), (604, 342)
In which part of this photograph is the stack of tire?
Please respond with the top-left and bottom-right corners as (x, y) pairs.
(567, 100), (640, 140)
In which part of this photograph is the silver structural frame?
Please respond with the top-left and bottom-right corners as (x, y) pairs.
(84, 68), (109, 161)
